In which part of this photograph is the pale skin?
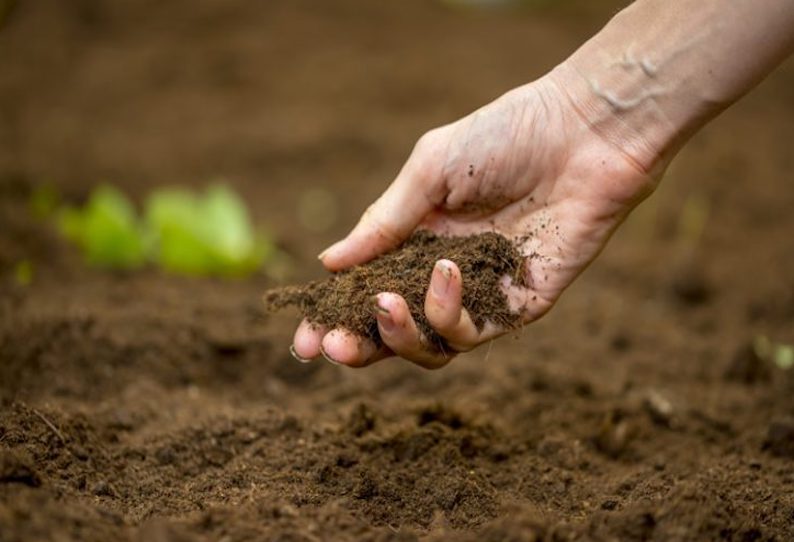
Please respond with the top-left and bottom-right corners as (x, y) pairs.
(292, 0), (794, 369)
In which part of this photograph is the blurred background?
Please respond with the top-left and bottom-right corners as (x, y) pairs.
(1, 1), (793, 539)
(0, 0), (790, 265)
(1, 0), (635, 274)
(1, 0), (792, 284)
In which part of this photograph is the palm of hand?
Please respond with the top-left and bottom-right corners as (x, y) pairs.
(418, 81), (655, 318)
(293, 78), (656, 368)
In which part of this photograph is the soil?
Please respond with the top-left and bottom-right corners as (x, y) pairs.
(2, 1), (794, 541)
(263, 231), (525, 349)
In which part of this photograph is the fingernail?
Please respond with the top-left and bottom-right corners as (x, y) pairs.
(289, 345), (313, 364)
(318, 240), (341, 261)
(370, 295), (395, 333)
(432, 260), (452, 297)
(371, 295), (390, 316)
(319, 345), (343, 366)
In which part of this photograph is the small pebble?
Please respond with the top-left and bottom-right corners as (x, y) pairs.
(595, 411), (632, 458)
(600, 499), (618, 511)
(93, 480), (117, 497)
(643, 391), (674, 427)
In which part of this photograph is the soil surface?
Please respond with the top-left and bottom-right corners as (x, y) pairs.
(263, 231), (525, 349)
(2, 1), (794, 541)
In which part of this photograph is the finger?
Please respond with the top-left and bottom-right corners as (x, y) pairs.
(291, 319), (327, 362)
(424, 260), (481, 351)
(320, 328), (389, 368)
(318, 140), (442, 271)
(374, 293), (453, 370)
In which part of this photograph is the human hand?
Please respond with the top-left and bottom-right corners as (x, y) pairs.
(292, 67), (661, 369)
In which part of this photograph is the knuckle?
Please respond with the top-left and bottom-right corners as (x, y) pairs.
(414, 127), (445, 154)
(361, 205), (402, 246)
(414, 130), (436, 152)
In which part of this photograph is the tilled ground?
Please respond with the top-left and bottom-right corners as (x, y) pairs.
(2, 1), (794, 540)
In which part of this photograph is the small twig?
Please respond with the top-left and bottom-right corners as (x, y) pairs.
(31, 407), (66, 445)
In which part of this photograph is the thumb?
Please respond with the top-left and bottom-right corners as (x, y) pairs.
(319, 164), (438, 272)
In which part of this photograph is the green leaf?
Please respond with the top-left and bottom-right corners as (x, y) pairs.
(145, 184), (269, 277)
(57, 185), (147, 269)
(56, 183), (271, 278)
(774, 344), (794, 370)
(753, 335), (794, 371)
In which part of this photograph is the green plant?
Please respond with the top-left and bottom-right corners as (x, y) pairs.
(58, 185), (148, 269)
(56, 183), (273, 278)
(145, 185), (272, 277)
(754, 335), (794, 370)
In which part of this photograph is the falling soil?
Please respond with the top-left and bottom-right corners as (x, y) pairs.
(263, 231), (526, 349)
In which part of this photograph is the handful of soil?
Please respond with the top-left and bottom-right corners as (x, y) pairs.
(263, 231), (527, 350)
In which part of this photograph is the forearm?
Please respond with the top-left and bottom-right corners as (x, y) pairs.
(549, 0), (794, 174)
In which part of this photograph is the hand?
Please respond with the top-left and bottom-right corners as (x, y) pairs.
(292, 68), (661, 369)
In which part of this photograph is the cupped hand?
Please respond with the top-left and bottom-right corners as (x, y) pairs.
(292, 68), (661, 369)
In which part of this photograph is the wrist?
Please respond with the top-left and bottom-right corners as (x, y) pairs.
(544, 0), (722, 176)
(546, 0), (794, 178)
(546, 57), (679, 178)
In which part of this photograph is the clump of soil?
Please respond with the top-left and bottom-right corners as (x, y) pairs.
(263, 231), (526, 349)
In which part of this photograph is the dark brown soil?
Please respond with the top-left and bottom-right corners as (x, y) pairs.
(263, 231), (525, 348)
(2, 1), (794, 541)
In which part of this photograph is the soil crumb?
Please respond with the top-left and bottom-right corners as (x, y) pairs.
(263, 231), (526, 349)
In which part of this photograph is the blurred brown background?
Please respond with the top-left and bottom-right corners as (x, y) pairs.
(1, 1), (793, 540)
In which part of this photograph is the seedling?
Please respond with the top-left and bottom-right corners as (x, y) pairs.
(146, 185), (272, 277)
(58, 185), (148, 269)
(55, 183), (273, 278)
(754, 335), (794, 371)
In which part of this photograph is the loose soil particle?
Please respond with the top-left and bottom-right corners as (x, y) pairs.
(263, 230), (527, 349)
